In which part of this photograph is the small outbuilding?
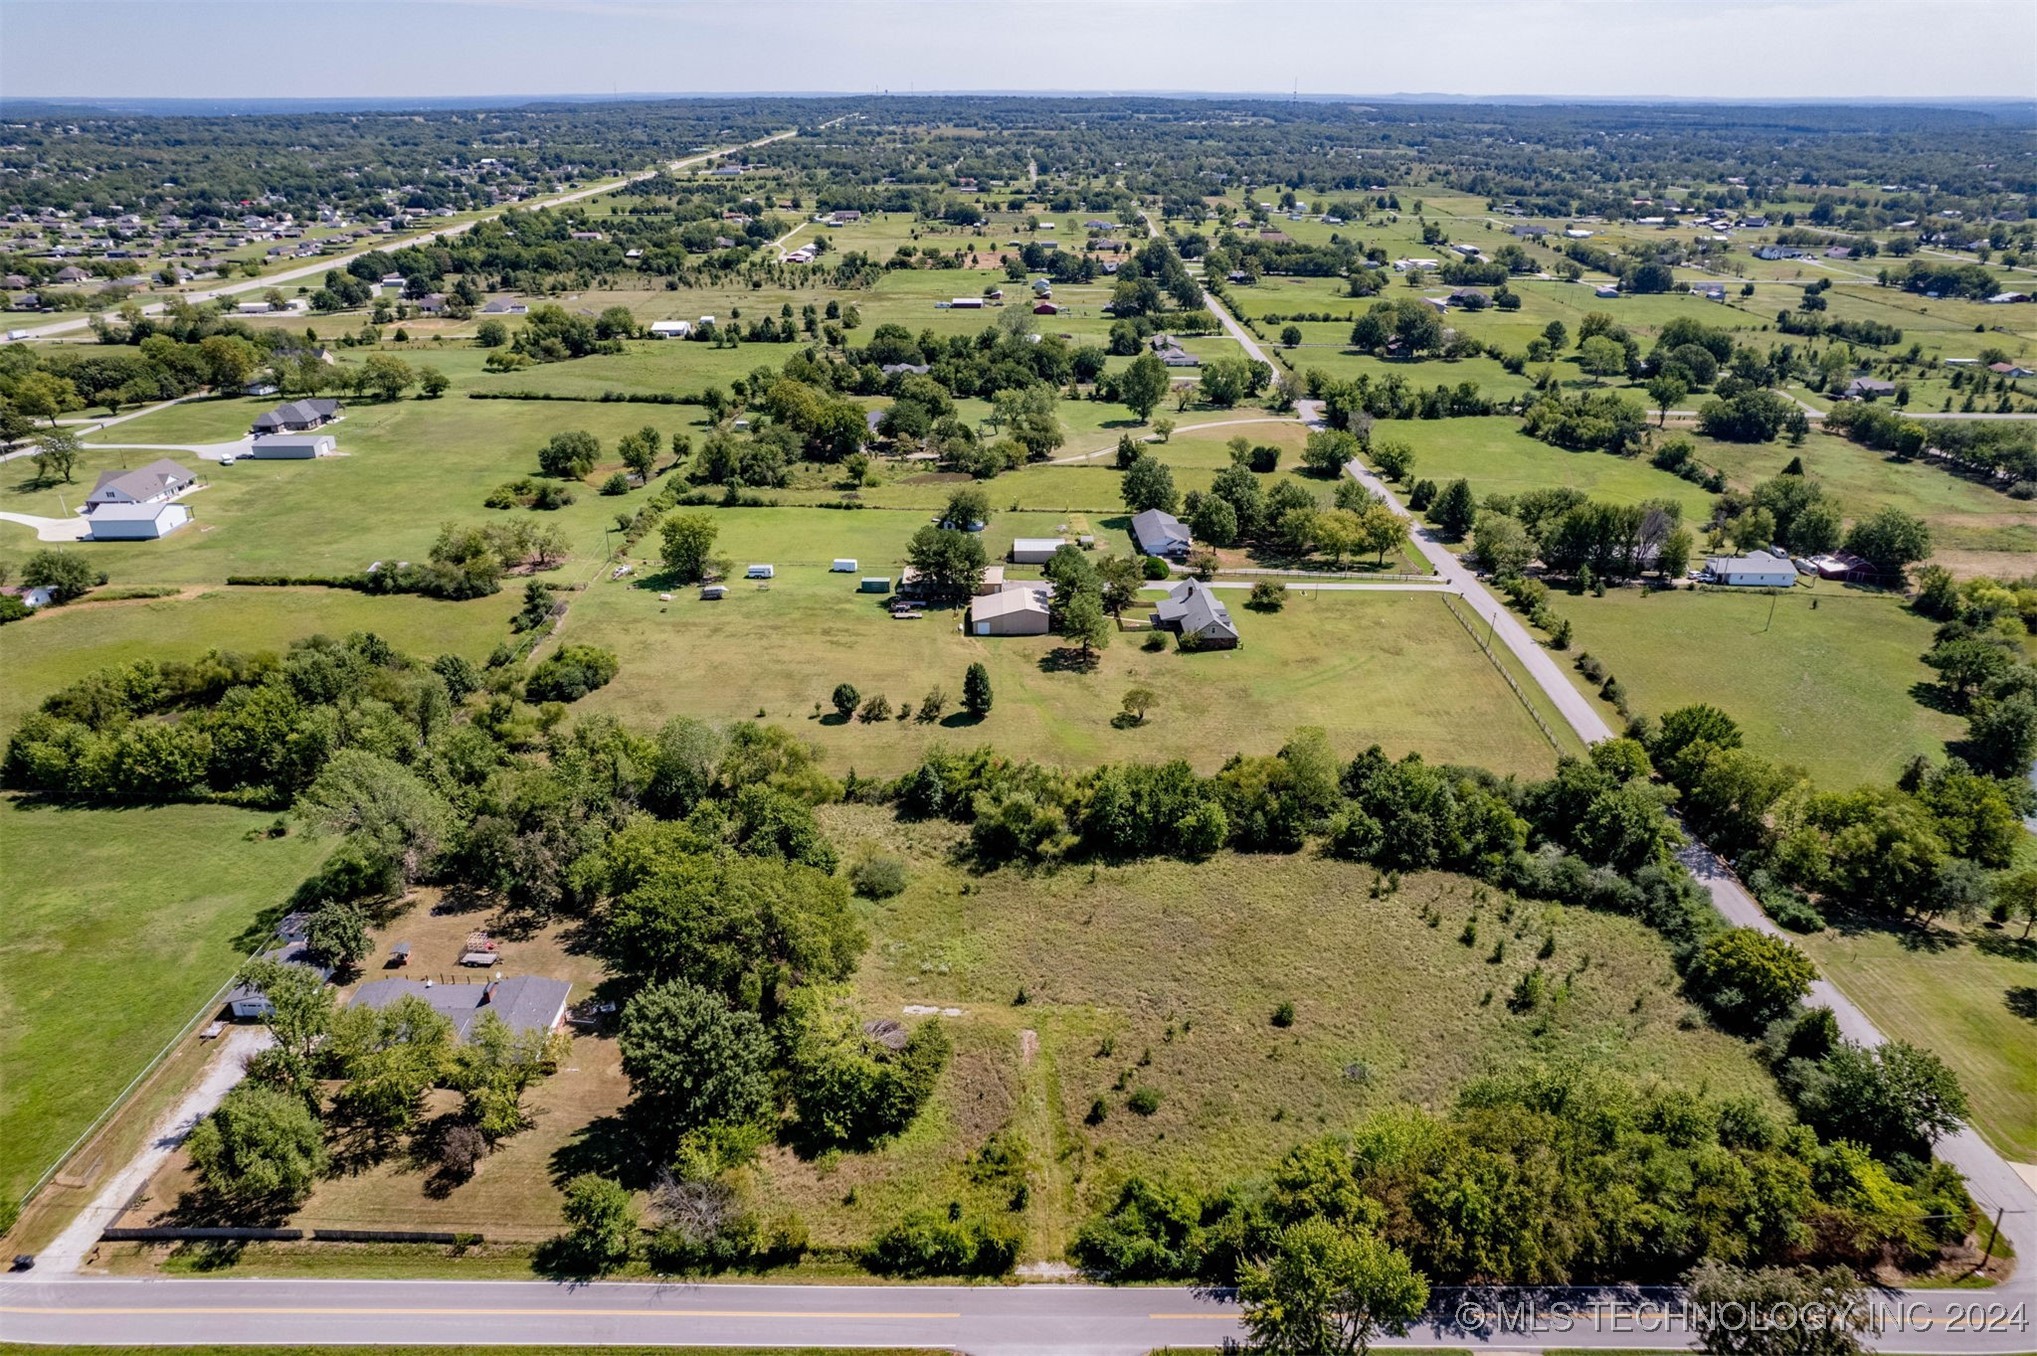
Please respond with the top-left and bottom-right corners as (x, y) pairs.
(89, 502), (191, 540)
(249, 433), (335, 459)
(970, 586), (1051, 636)
(700, 583), (728, 600)
(859, 577), (891, 594)
(1010, 537), (1068, 565)
(830, 558), (858, 572)
(745, 564), (775, 579)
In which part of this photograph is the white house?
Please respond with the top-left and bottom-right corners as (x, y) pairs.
(86, 458), (196, 511)
(89, 501), (192, 540)
(250, 432), (335, 459)
(1705, 549), (1796, 588)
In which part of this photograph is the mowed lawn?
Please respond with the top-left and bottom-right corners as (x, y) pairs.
(0, 797), (331, 1205)
(755, 807), (1782, 1257)
(565, 508), (1556, 779)
(1544, 586), (1960, 789)
(1794, 921), (2037, 1162)
(1369, 417), (1715, 518)
(1691, 429), (2037, 569)
(0, 587), (521, 737)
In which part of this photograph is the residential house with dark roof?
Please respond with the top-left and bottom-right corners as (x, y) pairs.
(1152, 579), (1239, 649)
(251, 398), (342, 434)
(350, 974), (572, 1041)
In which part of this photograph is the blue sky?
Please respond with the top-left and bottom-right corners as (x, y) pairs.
(3, 0), (2033, 101)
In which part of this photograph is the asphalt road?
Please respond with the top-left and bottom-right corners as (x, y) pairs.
(6, 1277), (2035, 1354)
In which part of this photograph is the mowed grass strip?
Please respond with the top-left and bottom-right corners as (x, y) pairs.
(1793, 922), (2037, 1162)
(567, 515), (1556, 779)
(0, 797), (331, 1204)
(1544, 585), (1961, 789)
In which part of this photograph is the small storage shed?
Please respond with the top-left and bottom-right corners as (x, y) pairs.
(831, 558), (858, 572)
(745, 564), (775, 579)
(250, 433), (334, 459)
(701, 583), (728, 600)
(859, 577), (891, 593)
(1010, 537), (1068, 565)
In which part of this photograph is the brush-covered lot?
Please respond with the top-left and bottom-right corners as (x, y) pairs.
(106, 811), (1779, 1266)
(722, 808), (1781, 1261)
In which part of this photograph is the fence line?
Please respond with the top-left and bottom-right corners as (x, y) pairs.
(17, 962), (249, 1215)
(1440, 593), (1563, 753)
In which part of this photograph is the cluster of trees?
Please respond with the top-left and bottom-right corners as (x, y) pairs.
(1519, 388), (1648, 455)
(1647, 701), (2032, 929)
(1075, 1057), (1972, 1291)
(1913, 569), (2037, 783)
(1827, 401), (2037, 488)
(1467, 485), (1693, 582)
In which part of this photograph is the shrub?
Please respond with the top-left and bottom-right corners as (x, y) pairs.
(600, 472), (632, 496)
(1271, 1000), (1296, 1028)
(851, 855), (909, 899)
(525, 644), (619, 702)
(1248, 580), (1287, 611)
(866, 1209), (1021, 1277)
(1141, 554), (1173, 580)
(1128, 1086), (1163, 1116)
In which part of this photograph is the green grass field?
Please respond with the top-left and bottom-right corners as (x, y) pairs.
(565, 514), (1555, 780)
(0, 797), (332, 1206)
(1543, 585), (1961, 789)
(752, 806), (1782, 1258)
(1795, 919), (2037, 1162)
(0, 587), (521, 737)
(1366, 416), (1715, 518)
(1692, 429), (2037, 567)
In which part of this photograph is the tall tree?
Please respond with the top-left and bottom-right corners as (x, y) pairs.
(1239, 1219), (1429, 1356)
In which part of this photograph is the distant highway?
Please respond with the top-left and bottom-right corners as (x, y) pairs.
(8, 129), (800, 344)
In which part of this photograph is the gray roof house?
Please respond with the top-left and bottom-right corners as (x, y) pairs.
(1130, 507), (1191, 559)
(251, 398), (342, 434)
(1152, 579), (1239, 649)
(1843, 377), (1897, 400)
(350, 974), (572, 1041)
(86, 457), (196, 511)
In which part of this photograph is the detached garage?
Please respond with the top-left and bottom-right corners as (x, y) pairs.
(89, 502), (191, 540)
(970, 587), (1051, 636)
(250, 433), (335, 459)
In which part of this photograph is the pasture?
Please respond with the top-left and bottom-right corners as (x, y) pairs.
(565, 514), (1557, 779)
(0, 797), (332, 1207)
(1543, 585), (1960, 789)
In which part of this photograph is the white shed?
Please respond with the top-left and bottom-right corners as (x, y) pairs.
(830, 558), (858, 572)
(1010, 537), (1068, 565)
(89, 502), (191, 540)
(250, 433), (335, 459)
(745, 564), (775, 579)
